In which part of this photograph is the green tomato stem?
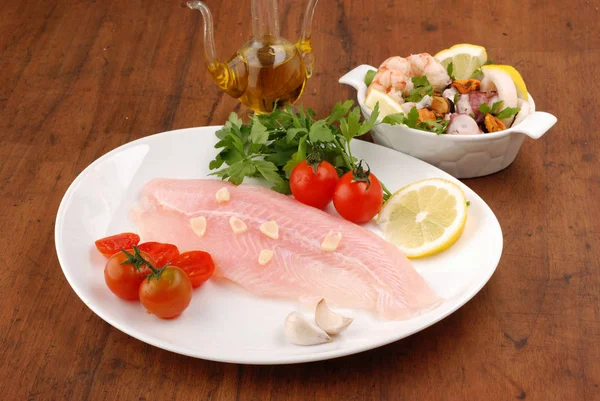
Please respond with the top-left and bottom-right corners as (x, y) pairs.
(128, 246), (167, 281)
(381, 182), (393, 202)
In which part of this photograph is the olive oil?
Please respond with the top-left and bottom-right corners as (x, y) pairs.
(208, 36), (311, 113)
(187, 0), (319, 113)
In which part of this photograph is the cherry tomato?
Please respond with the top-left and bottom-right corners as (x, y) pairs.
(104, 249), (153, 301)
(139, 266), (193, 319)
(95, 233), (140, 258)
(290, 160), (339, 209)
(137, 242), (180, 267)
(333, 170), (383, 224)
(171, 251), (215, 288)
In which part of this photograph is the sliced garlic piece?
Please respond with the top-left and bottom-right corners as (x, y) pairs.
(259, 220), (279, 239)
(321, 231), (342, 252)
(258, 249), (274, 265)
(229, 216), (247, 233)
(284, 312), (331, 346)
(315, 298), (353, 335)
(189, 216), (207, 237)
(216, 187), (230, 203)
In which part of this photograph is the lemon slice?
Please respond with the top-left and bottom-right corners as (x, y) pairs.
(434, 44), (487, 80)
(365, 88), (405, 118)
(481, 64), (528, 101)
(377, 178), (468, 258)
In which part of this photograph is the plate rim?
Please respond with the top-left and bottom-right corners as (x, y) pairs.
(55, 126), (503, 365)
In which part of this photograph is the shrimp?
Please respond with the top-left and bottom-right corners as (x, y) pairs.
(368, 54), (452, 103)
(380, 56), (412, 76)
(407, 53), (452, 92)
(368, 57), (412, 104)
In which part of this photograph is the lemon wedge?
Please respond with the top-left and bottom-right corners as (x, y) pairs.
(377, 178), (468, 258)
(434, 44), (487, 80)
(481, 64), (528, 101)
(365, 88), (405, 118)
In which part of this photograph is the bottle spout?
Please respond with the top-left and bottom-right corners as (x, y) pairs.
(187, 1), (219, 67)
(251, 0), (280, 39)
(297, 0), (319, 78)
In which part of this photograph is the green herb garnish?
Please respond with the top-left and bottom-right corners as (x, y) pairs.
(404, 76), (434, 102)
(209, 101), (391, 200)
(417, 119), (450, 135)
(478, 100), (520, 119)
(478, 101), (503, 115)
(382, 107), (449, 135)
(364, 70), (377, 86)
(470, 60), (494, 80)
(495, 106), (520, 119)
(446, 62), (455, 80)
(470, 67), (483, 80)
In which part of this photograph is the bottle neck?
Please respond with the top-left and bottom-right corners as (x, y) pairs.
(251, 0), (280, 39)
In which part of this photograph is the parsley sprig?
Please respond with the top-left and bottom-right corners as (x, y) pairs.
(404, 76), (434, 102)
(209, 101), (391, 199)
(382, 107), (449, 135)
(470, 60), (495, 80)
(446, 62), (455, 80)
(364, 70), (377, 86)
(478, 100), (520, 119)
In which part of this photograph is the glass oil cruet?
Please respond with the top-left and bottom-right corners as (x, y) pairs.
(187, 0), (319, 113)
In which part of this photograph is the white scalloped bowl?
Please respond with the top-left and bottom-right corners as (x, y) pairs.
(340, 65), (558, 178)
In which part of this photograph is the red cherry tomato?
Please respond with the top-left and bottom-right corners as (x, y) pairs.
(171, 251), (215, 288)
(333, 170), (383, 224)
(104, 249), (153, 301)
(95, 233), (140, 258)
(139, 266), (193, 319)
(137, 242), (180, 267)
(290, 160), (339, 209)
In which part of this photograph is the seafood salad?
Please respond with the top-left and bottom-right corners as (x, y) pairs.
(364, 44), (532, 135)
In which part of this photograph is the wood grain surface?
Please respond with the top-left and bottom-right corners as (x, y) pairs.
(1, 0), (598, 400)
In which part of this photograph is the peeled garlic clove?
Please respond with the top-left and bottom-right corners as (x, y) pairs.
(258, 249), (274, 265)
(229, 216), (247, 234)
(189, 216), (207, 237)
(216, 187), (230, 203)
(321, 231), (342, 253)
(259, 220), (279, 239)
(315, 298), (353, 335)
(284, 312), (331, 346)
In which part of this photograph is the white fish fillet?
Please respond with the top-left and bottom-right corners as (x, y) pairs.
(130, 178), (442, 320)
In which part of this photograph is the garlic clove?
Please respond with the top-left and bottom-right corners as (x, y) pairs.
(189, 216), (207, 237)
(321, 231), (342, 253)
(216, 187), (230, 203)
(315, 298), (353, 335)
(258, 249), (274, 265)
(284, 312), (331, 346)
(259, 220), (279, 239)
(229, 216), (247, 234)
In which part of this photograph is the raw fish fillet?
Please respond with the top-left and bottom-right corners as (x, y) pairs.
(130, 178), (442, 320)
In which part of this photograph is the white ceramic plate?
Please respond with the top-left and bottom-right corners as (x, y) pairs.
(55, 126), (503, 365)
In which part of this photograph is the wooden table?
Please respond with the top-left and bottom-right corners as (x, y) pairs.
(1, 0), (598, 400)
